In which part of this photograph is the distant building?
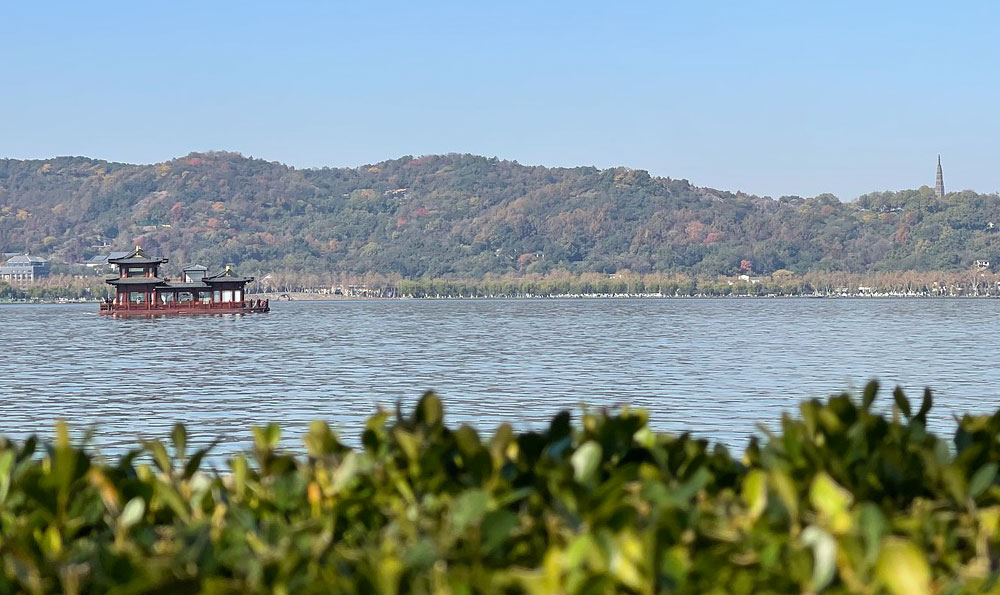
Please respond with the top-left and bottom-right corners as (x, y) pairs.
(976, 259), (991, 270)
(0, 254), (50, 281)
(935, 155), (945, 199)
(84, 251), (131, 269)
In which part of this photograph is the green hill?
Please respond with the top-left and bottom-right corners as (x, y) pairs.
(2, 151), (999, 277)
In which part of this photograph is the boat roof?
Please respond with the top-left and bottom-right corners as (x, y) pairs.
(204, 266), (254, 284)
(108, 246), (167, 266)
(106, 277), (165, 286)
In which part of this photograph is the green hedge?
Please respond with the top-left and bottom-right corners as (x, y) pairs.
(1, 383), (999, 593)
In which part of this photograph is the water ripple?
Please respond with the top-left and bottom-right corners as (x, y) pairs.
(0, 299), (995, 458)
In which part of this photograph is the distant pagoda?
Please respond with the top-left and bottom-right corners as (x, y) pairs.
(935, 155), (945, 199)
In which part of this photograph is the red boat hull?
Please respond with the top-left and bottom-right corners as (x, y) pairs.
(99, 300), (270, 316)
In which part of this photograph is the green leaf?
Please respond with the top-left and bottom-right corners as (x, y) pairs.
(0, 449), (13, 479)
(304, 420), (342, 457)
(969, 462), (998, 500)
(546, 410), (571, 442)
(41, 525), (62, 557)
(171, 423), (187, 461)
(118, 496), (146, 530)
(892, 386), (911, 419)
(331, 452), (360, 493)
(453, 424), (483, 457)
(862, 380), (879, 410)
(0, 449), (13, 504)
(876, 537), (931, 595)
(252, 423), (281, 451)
(55, 420), (69, 449)
(51, 420), (83, 497)
(915, 387), (932, 421)
(810, 473), (852, 515)
(265, 423), (281, 448)
(482, 510), (518, 554)
(809, 472), (853, 533)
(669, 467), (712, 505)
(183, 442), (217, 479)
(403, 539), (437, 570)
(451, 489), (488, 531)
(231, 455), (248, 498)
(609, 530), (646, 591)
(942, 465), (968, 502)
(392, 427), (419, 462)
(566, 533), (596, 568)
(415, 391), (444, 427)
(155, 481), (190, 523)
(800, 525), (837, 592)
(770, 469), (799, 519)
(858, 502), (888, 564)
(143, 440), (172, 475)
(743, 469), (768, 521)
(571, 441), (602, 484)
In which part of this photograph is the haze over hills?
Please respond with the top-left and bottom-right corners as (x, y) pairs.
(1, 151), (998, 279)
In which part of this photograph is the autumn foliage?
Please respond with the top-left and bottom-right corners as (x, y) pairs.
(2, 153), (1000, 280)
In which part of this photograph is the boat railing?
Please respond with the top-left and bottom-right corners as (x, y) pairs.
(101, 299), (268, 313)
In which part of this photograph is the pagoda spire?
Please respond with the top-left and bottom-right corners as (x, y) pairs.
(935, 154), (945, 199)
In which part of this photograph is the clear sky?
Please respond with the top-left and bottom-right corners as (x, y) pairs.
(1, 1), (997, 200)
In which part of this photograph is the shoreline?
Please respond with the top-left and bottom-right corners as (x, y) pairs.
(2, 292), (997, 305)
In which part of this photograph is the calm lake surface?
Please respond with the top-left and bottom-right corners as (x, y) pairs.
(1, 299), (998, 460)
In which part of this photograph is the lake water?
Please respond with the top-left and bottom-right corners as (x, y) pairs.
(1, 299), (998, 461)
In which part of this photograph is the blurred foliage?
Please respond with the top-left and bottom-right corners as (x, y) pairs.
(4, 152), (1000, 279)
(3, 384), (1000, 592)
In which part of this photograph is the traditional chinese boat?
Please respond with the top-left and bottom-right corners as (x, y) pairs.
(99, 246), (269, 316)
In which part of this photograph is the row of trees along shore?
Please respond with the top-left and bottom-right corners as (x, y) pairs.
(1, 383), (1000, 592)
(201, 268), (1000, 298)
(391, 270), (1000, 298)
(6, 269), (1000, 301)
(0, 275), (106, 301)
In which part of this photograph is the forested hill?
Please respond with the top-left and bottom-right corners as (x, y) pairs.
(2, 151), (999, 278)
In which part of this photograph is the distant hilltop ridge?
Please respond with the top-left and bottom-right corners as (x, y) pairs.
(0, 151), (995, 277)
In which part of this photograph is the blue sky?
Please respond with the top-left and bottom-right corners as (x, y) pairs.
(1, 1), (997, 199)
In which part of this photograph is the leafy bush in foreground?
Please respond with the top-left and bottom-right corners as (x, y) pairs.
(2, 383), (1000, 593)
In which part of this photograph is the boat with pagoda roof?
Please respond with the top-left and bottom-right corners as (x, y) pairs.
(99, 246), (269, 316)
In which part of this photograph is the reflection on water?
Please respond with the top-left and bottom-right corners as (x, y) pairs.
(0, 299), (996, 459)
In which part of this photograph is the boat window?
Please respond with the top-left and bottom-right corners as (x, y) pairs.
(222, 290), (233, 303)
(214, 290), (221, 303)
(129, 292), (145, 304)
(234, 290), (242, 302)
(127, 267), (146, 278)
